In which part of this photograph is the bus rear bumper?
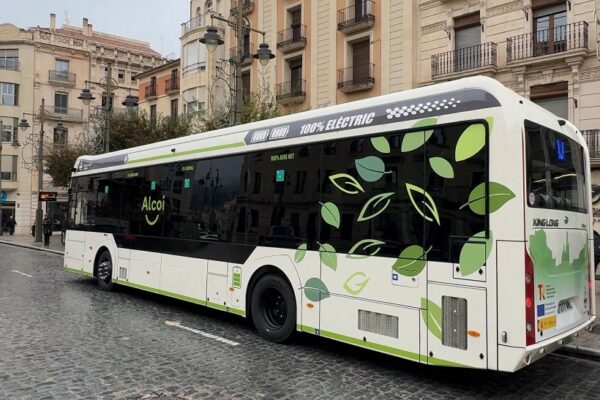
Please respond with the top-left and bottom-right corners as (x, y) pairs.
(498, 315), (596, 372)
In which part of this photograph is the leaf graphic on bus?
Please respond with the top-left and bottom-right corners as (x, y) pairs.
(401, 118), (437, 152)
(371, 136), (390, 154)
(421, 298), (442, 340)
(343, 272), (370, 295)
(406, 183), (440, 225)
(294, 243), (307, 263)
(455, 123), (486, 162)
(328, 173), (365, 195)
(320, 202), (341, 229)
(428, 157), (454, 179)
(392, 245), (429, 277)
(355, 156), (386, 182)
(461, 182), (515, 215)
(485, 116), (494, 135)
(459, 231), (493, 276)
(347, 239), (386, 259)
(304, 277), (330, 302)
(357, 192), (394, 222)
(319, 243), (337, 271)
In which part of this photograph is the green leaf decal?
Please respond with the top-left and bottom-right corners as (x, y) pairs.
(401, 118), (437, 152)
(420, 298), (442, 340)
(328, 173), (365, 195)
(294, 243), (307, 263)
(343, 272), (370, 295)
(459, 231), (493, 276)
(304, 277), (330, 302)
(392, 245), (427, 277)
(355, 156), (386, 182)
(406, 183), (441, 225)
(319, 243), (337, 271)
(428, 157), (454, 179)
(357, 192), (394, 222)
(455, 123), (486, 162)
(371, 136), (390, 154)
(320, 202), (341, 229)
(347, 239), (386, 259)
(461, 182), (516, 215)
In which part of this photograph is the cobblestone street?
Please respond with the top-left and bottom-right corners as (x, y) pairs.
(1, 244), (599, 399)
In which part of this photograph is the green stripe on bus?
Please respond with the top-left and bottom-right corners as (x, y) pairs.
(297, 324), (317, 334)
(65, 267), (93, 277)
(312, 329), (465, 367)
(127, 142), (246, 164)
(116, 279), (245, 316)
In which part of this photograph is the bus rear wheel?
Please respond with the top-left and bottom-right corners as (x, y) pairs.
(251, 274), (296, 343)
(96, 250), (114, 291)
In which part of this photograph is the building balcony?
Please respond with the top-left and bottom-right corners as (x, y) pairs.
(144, 85), (157, 99)
(230, 0), (255, 17)
(277, 25), (307, 53)
(276, 80), (306, 104)
(48, 70), (76, 86)
(584, 129), (600, 165)
(431, 42), (498, 80)
(183, 15), (205, 35)
(337, 64), (375, 93)
(230, 43), (254, 66)
(166, 77), (179, 94)
(44, 106), (83, 122)
(337, 1), (375, 34)
(0, 59), (19, 71)
(507, 22), (588, 67)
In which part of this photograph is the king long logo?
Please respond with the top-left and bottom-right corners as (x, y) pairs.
(142, 195), (165, 226)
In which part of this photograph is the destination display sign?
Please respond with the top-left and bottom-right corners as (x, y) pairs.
(39, 191), (58, 202)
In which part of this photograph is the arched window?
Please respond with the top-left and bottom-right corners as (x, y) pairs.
(196, 7), (201, 17)
(205, 0), (213, 13)
(53, 124), (68, 147)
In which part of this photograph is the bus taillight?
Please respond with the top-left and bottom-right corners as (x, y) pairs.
(525, 250), (536, 346)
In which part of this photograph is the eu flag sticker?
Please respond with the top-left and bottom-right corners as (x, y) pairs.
(537, 304), (545, 317)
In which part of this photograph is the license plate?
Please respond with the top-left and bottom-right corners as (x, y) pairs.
(538, 315), (557, 331)
(558, 300), (572, 314)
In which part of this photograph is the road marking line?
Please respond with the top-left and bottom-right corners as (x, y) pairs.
(11, 270), (33, 278)
(165, 320), (240, 346)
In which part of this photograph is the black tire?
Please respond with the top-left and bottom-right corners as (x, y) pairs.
(251, 274), (296, 343)
(96, 250), (114, 291)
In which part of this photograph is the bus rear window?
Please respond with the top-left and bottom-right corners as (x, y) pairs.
(525, 120), (587, 213)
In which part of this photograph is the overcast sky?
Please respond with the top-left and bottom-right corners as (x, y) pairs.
(2, 0), (190, 57)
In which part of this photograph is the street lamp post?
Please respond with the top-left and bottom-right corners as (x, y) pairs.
(78, 63), (138, 153)
(18, 98), (46, 242)
(200, 0), (275, 126)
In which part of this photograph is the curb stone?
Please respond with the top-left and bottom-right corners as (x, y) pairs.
(0, 240), (64, 256)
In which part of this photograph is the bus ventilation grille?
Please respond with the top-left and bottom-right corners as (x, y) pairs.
(442, 296), (467, 350)
(357, 310), (399, 338)
(119, 267), (128, 280)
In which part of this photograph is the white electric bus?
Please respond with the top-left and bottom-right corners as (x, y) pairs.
(65, 77), (595, 371)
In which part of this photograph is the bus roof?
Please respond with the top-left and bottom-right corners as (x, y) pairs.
(72, 76), (568, 176)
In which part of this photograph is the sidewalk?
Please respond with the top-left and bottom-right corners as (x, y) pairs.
(0, 234), (64, 255)
(0, 233), (599, 358)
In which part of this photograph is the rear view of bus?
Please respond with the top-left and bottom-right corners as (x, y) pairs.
(517, 118), (595, 368)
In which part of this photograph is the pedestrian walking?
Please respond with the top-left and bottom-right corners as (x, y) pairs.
(42, 215), (53, 246)
(5, 216), (16, 235)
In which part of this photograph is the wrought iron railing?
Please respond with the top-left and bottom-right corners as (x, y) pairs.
(431, 42), (497, 77)
(276, 80), (306, 101)
(145, 85), (157, 98)
(230, 43), (254, 64)
(184, 15), (204, 33)
(166, 77), (179, 92)
(583, 129), (600, 158)
(337, 63), (375, 91)
(277, 25), (307, 50)
(230, 0), (255, 16)
(44, 106), (83, 121)
(337, 0), (375, 32)
(507, 21), (588, 62)
(49, 70), (76, 84)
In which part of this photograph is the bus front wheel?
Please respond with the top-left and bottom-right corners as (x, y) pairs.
(251, 274), (296, 343)
(96, 249), (114, 291)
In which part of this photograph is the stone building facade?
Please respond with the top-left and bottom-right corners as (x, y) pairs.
(0, 14), (161, 234)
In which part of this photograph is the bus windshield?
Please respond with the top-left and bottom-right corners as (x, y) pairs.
(525, 120), (587, 213)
